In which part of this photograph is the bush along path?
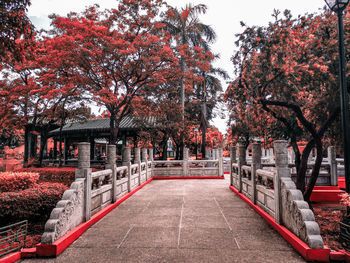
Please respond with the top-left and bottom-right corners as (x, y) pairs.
(0, 172), (68, 250)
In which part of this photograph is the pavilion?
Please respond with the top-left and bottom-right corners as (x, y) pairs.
(47, 116), (157, 162)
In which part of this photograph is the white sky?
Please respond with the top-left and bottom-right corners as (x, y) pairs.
(27, 0), (325, 134)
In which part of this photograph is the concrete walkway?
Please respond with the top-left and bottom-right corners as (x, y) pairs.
(22, 176), (305, 263)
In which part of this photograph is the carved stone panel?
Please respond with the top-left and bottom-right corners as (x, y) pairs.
(280, 177), (323, 249)
(41, 179), (85, 244)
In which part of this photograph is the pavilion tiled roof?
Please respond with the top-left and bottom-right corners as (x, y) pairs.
(49, 116), (157, 136)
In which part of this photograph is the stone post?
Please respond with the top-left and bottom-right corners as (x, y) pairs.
(308, 148), (314, 164)
(75, 142), (92, 221)
(106, 145), (117, 203)
(328, 146), (338, 186)
(230, 146), (237, 186)
(122, 147), (132, 192)
(134, 147), (141, 186)
(268, 148), (273, 163)
(238, 143), (246, 193)
(149, 148), (154, 178)
(142, 148), (148, 162)
(214, 149), (218, 160)
(290, 149), (295, 164)
(140, 148), (148, 181)
(274, 140), (290, 224)
(183, 147), (189, 176)
(205, 149), (211, 160)
(218, 148), (223, 177)
(251, 142), (262, 204)
(148, 148), (154, 161)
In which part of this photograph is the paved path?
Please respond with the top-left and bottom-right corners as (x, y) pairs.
(22, 176), (305, 263)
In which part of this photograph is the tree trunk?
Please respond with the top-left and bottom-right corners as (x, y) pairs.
(290, 137), (301, 175)
(162, 136), (168, 160)
(296, 140), (315, 194)
(30, 133), (37, 159)
(109, 114), (119, 145)
(24, 125), (30, 165)
(179, 58), (185, 161)
(201, 126), (206, 159)
(304, 138), (323, 202)
(175, 143), (181, 160)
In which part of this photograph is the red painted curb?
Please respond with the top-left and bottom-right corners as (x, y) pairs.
(153, 176), (224, 180)
(330, 251), (346, 261)
(35, 178), (153, 258)
(330, 250), (350, 262)
(310, 186), (344, 202)
(229, 186), (330, 262)
(0, 252), (21, 263)
(20, 248), (36, 258)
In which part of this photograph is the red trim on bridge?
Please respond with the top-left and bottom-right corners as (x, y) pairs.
(229, 185), (330, 262)
(0, 252), (21, 263)
(153, 176), (224, 180)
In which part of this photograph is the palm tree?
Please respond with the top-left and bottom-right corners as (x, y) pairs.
(163, 3), (216, 158)
(200, 62), (228, 158)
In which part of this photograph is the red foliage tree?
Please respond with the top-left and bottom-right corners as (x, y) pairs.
(225, 9), (342, 201)
(48, 1), (182, 145)
(0, 0), (33, 61)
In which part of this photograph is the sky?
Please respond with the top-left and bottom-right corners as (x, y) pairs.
(27, 0), (325, 134)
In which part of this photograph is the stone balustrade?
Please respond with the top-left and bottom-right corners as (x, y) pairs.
(230, 140), (324, 249)
(227, 144), (339, 187)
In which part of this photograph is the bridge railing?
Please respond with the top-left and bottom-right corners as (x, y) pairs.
(229, 144), (339, 186)
(230, 141), (324, 249)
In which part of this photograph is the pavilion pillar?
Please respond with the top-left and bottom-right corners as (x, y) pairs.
(53, 139), (58, 159)
(89, 137), (95, 160)
(64, 137), (68, 164)
(41, 135), (48, 159)
(133, 135), (138, 149)
(122, 134), (127, 148)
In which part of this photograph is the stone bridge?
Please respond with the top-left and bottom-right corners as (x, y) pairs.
(23, 176), (305, 263)
(19, 141), (329, 262)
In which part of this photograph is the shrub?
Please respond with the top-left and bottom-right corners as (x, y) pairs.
(16, 167), (76, 186)
(0, 172), (40, 192)
(0, 182), (68, 224)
